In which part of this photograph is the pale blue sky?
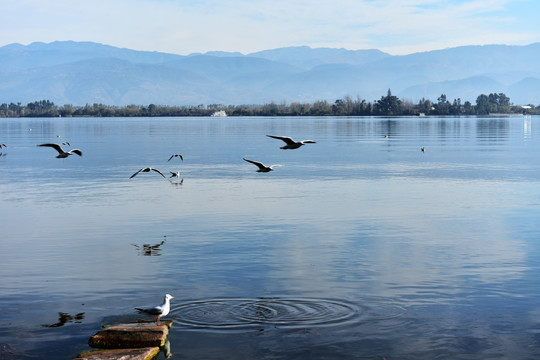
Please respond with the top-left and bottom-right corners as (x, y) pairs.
(2, 0), (539, 55)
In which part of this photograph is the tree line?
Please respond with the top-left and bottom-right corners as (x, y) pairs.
(0, 91), (537, 118)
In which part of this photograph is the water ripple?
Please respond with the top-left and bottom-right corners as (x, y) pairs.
(170, 297), (405, 332)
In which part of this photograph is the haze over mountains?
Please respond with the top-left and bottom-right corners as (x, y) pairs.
(1, 41), (539, 106)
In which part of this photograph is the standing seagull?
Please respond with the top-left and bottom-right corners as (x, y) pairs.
(266, 135), (316, 149)
(38, 143), (82, 158)
(243, 158), (278, 173)
(130, 167), (166, 179)
(168, 154), (183, 161)
(135, 294), (174, 325)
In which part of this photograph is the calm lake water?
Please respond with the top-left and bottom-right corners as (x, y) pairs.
(1, 115), (539, 359)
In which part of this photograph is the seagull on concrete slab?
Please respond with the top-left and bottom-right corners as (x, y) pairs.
(168, 154), (183, 161)
(38, 143), (82, 158)
(130, 167), (166, 179)
(243, 158), (279, 173)
(135, 294), (174, 325)
(266, 135), (316, 149)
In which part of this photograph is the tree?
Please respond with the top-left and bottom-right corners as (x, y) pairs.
(475, 94), (490, 115)
(417, 98), (432, 115)
(435, 94), (450, 115)
(375, 89), (401, 115)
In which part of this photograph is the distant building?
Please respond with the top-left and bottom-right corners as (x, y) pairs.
(211, 110), (227, 117)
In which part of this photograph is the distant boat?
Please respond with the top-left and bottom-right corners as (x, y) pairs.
(211, 110), (227, 117)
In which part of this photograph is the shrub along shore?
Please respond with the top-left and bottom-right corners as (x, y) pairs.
(0, 91), (537, 118)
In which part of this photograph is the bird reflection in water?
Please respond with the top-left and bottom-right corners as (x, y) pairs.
(160, 339), (173, 359)
(169, 178), (184, 187)
(41, 312), (85, 328)
(132, 236), (167, 256)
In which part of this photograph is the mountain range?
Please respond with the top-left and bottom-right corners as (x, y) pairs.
(1, 41), (539, 106)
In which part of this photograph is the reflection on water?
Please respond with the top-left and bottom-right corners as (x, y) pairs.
(132, 236), (167, 256)
(0, 116), (539, 359)
(41, 312), (85, 328)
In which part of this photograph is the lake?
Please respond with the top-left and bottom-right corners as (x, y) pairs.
(1, 115), (539, 359)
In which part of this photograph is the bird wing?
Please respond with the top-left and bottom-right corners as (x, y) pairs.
(38, 143), (64, 154)
(301, 140), (316, 144)
(243, 158), (266, 170)
(130, 169), (143, 179)
(151, 168), (166, 178)
(71, 149), (83, 156)
(168, 154), (183, 161)
(135, 305), (163, 316)
(266, 135), (295, 145)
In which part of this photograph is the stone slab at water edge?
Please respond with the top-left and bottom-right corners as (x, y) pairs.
(88, 322), (171, 349)
(75, 347), (160, 360)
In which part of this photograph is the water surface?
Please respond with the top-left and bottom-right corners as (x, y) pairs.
(1, 116), (539, 359)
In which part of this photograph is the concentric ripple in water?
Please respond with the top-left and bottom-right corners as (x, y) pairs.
(170, 297), (405, 331)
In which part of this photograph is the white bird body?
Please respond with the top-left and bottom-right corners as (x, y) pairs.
(243, 158), (278, 172)
(130, 167), (166, 179)
(135, 294), (174, 325)
(266, 135), (316, 149)
(38, 143), (82, 158)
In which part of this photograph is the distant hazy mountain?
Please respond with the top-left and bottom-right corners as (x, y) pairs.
(0, 41), (538, 106)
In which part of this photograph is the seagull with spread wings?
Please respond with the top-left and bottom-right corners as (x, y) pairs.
(243, 158), (280, 173)
(130, 167), (166, 179)
(168, 154), (183, 161)
(38, 143), (83, 158)
(266, 135), (316, 149)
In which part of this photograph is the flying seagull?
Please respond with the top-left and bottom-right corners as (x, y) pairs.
(169, 171), (181, 178)
(130, 167), (166, 179)
(266, 135), (316, 149)
(421, 147), (425, 152)
(243, 158), (279, 173)
(38, 143), (83, 158)
(168, 154), (183, 161)
(135, 294), (174, 325)
(0, 144), (6, 149)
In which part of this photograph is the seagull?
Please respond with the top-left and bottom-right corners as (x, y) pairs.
(38, 143), (83, 158)
(0, 144), (6, 149)
(130, 167), (166, 179)
(62, 142), (70, 146)
(266, 135), (316, 149)
(243, 158), (278, 173)
(421, 147), (425, 152)
(169, 171), (181, 178)
(168, 154), (183, 161)
(135, 294), (174, 325)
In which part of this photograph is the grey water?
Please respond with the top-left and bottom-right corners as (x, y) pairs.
(0, 115), (539, 359)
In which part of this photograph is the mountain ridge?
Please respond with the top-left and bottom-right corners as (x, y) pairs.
(0, 41), (538, 105)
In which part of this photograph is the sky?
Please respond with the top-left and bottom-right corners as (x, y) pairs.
(1, 0), (540, 55)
